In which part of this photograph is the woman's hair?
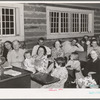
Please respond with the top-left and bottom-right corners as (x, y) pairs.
(72, 38), (78, 43)
(91, 36), (96, 40)
(90, 49), (98, 56)
(36, 46), (47, 55)
(53, 39), (62, 47)
(13, 40), (20, 44)
(37, 37), (44, 44)
(70, 52), (79, 60)
(90, 39), (98, 46)
(24, 50), (31, 58)
(3, 41), (13, 61)
(83, 35), (89, 39)
(55, 57), (66, 67)
(38, 37), (44, 41)
(82, 35), (89, 42)
(4, 41), (13, 49)
(88, 49), (99, 60)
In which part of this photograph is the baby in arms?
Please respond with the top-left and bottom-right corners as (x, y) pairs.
(33, 56), (48, 73)
(24, 50), (48, 73)
(24, 51), (36, 73)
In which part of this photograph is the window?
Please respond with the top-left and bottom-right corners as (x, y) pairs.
(47, 6), (94, 39)
(0, 4), (24, 42)
(2, 8), (15, 36)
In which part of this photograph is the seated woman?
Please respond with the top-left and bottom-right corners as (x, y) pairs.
(3, 41), (13, 61)
(42, 57), (68, 88)
(84, 50), (100, 86)
(51, 40), (65, 60)
(7, 40), (25, 68)
(0, 42), (10, 68)
(87, 39), (100, 59)
(33, 46), (48, 73)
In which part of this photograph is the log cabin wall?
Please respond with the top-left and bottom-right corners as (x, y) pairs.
(94, 9), (100, 33)
(24, 3), (100, 51)
(24, 3), (47, 51)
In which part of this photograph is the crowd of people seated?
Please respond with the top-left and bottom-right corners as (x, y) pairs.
(0, 35), (100, 88)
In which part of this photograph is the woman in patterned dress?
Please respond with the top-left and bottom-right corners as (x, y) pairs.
(51, 40), (65, 60)
(33, 46), (48, 73)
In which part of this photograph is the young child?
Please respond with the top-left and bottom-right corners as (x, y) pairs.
(65, 52), (84, 80)
(24, 51), (36, 73)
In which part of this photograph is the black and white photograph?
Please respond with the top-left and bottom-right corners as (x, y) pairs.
(0, 1), (100, 99)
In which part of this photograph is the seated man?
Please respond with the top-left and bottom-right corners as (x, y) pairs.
(32, 37), (51, 57)
(62, 38), (84, 58)
(7, 40), (25, 68)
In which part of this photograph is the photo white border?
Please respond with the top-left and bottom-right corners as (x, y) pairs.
(0, 1), (100, 99)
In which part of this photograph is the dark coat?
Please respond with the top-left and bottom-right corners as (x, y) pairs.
(84, 58), (100, 85)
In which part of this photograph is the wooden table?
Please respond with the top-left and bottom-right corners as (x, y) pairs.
(0, 67), (31, 88)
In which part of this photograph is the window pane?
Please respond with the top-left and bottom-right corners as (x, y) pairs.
(10, 22), (14, 28)
(2, 9), (4, 14)
(61, 12), (68, 33)
(57, 13), (59, 17)
(2, 29), (5, 35)
(54, 23), (56, 27)
(2, 22), (5, 27)
(54, 18), (56, 22)
(11, 29), (14, 34)
(6, 9), (9, 15)
(81, 14), (88, 32)
(50, 12), (59, 33)
(10, 9), (13, 15)
(71, 13), (79, 32)
(6, 16), (9, 21)
(2, 16), (5, 21)
(51, 18), (53, 22)
(10, 16), (13, 21)
(54, 12), (56, 17)
(6, 22), (9, 28)
(6, 29), (9, 34)
(51, 28), (53, 33)
(51, 23), (53, 27)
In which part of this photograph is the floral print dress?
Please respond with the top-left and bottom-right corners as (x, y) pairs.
(51, 47), (65, 59)
(33, 55), (48, 73)
(42, 66), (68, 88)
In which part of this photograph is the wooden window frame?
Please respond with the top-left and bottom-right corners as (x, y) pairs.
(46, 6), (94, 39)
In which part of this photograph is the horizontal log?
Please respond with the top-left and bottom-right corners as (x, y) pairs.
(24, 11), (46, 19)
(25, 32), (46, 36)
(24, 19), (46, 24)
